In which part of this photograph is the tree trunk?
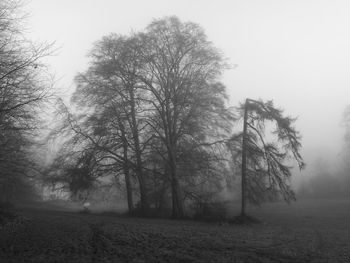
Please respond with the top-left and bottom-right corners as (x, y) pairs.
(157, 177), (167, 212)
(121, 126), (134, 213)
(171, 174), (184, 218)
(138, 175), (148, 214)
(168, 147), (184, 218)
(129, 86), (149, 215)
(124, 169), (134, 213)
(241, 98), (249, 216)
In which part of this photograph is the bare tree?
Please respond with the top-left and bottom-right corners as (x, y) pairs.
(72, 35), (150, 214)
(0, 0), (53, 202)
(51, 17), (234, 218)
(136, 17), (234, 218)
(47, 98), (137, 212)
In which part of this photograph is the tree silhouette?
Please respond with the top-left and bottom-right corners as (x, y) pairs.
(136, 17), (234, 218)
(228, 99), (305, 217)
(0, 0), (53, 203)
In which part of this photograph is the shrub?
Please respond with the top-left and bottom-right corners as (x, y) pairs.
(0, 202), (17, 225)
(192, 200), (228, 222)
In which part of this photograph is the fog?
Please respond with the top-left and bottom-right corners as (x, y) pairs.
(26, 0), (350, 189)
(2, 2), (350, 261)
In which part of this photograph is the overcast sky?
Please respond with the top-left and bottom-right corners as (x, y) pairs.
(26, 0), (350, 178)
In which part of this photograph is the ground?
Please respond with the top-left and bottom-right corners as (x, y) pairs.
(0, 198), (349, 262)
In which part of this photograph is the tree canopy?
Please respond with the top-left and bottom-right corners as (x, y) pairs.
(49, 16), (234, 218)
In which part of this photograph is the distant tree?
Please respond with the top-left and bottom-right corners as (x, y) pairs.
(299, 105), (350, 199)
(335, 105), (350, 195)
(343, 105), (350, 146)
(228, 99), (305, 217)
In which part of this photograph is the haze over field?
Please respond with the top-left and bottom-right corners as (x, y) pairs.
(2, 1), (350, 261)
(26, 0), (350, 185)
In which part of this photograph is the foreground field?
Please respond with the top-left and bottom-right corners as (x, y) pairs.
(0, 198), (349, 262)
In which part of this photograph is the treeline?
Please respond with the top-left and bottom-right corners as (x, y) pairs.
(0, 0), (307, 219)
(298, 159), (350, 199)
(0, 0), (52, 204)
(0, 0), (305, 218)
(299, 108), (350, 198)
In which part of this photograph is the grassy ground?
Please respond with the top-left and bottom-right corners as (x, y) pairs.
(0, 198), (349, 262)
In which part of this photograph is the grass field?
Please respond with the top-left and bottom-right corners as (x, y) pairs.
(0, 198), (349, 262)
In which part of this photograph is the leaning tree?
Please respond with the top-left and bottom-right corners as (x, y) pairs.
(227, 99), (305, 217)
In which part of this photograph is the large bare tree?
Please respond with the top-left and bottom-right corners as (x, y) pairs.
(136, 17), (234, 218)
(71, 35), (150, 214)
(51, 17), (234, 218)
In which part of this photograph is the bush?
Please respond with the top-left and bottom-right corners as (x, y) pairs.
(229, 214), (261, 225)
(0, 202), (17, 225)
(192, 200), (228, 222)
(130, 204), (172, 218)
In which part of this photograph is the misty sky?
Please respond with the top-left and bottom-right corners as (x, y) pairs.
(26, 0), (350, 179)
